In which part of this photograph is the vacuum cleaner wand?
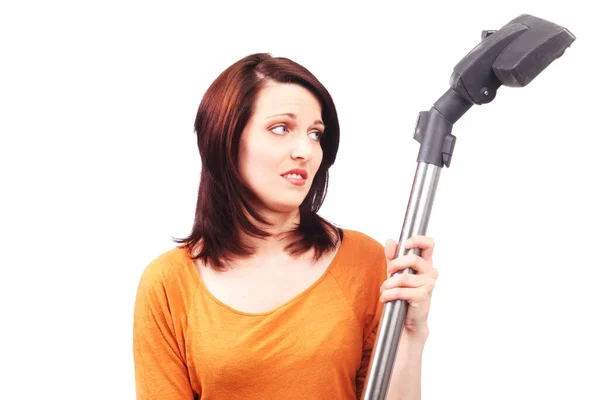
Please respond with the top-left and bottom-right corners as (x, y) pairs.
(361, 14), (575, 400)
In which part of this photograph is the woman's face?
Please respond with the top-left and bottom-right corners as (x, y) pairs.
(238, 82), (325, 214)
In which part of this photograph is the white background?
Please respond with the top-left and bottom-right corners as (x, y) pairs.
(1, 0), (598, 399)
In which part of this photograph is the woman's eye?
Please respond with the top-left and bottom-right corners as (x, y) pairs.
(309, 131), (323, 140)
(271, 125), (287, 135)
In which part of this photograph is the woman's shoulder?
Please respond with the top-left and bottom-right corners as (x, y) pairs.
(133, 246), (199, 345)
(337, 228), (386, 260)
(136, 245), (198, 295)
(329, 228), (387, 285)
(329, 228), (388, 315)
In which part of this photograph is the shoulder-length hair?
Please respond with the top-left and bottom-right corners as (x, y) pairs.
(174, 53), (341, 269)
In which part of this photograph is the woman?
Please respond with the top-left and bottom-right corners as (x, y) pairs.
(133, 53), (439, 400)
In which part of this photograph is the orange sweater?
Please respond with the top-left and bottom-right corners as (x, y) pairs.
(133, 229), (388, 399)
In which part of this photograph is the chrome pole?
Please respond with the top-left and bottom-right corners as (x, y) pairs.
(360, 162), (441, 399)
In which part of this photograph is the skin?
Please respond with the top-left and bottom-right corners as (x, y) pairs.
(197, 81), (438, 400)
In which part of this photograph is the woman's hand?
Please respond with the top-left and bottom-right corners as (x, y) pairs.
(379, 235), (439, 338)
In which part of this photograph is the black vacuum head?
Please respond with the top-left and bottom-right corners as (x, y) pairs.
(450, 14), (576, 104)
(492, 14), (576, 87)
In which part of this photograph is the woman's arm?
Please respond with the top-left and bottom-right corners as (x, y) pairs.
(386, 329), (428, 400)
(379, 235), (438, 400)
(133, 266), (195, 399)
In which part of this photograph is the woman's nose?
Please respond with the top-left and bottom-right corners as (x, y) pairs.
(290, 135), (313, 161)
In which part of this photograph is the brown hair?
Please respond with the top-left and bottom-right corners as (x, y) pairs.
(173, 53), (341, 269)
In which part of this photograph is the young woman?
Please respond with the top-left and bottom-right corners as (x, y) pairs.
(133, 53), (439, 400)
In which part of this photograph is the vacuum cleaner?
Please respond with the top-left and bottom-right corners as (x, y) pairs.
(361, 13), (576, 400)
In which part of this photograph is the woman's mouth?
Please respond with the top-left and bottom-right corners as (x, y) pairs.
(281, 169), (308, 186)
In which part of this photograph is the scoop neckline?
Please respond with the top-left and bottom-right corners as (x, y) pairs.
(183, 229), (347, 318)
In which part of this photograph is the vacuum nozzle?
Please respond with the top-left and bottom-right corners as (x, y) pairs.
(451, 14), (576, 105)
(492, 14), (576, 87)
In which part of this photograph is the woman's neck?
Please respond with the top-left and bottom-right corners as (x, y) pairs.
(238, 207), (302, 260)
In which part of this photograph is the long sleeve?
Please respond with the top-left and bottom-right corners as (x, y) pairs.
(133, 264), (195, 400)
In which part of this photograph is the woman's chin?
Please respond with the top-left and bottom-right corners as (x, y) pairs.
(260, 198), (305, 215)
(269, 202), (302, 214)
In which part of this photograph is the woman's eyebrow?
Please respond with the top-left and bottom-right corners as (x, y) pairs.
(266, 112), (324, 127)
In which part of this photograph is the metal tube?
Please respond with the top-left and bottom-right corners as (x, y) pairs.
(361, 161), (442, 399)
